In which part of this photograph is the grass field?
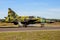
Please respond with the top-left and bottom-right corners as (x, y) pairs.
(0, 22), (18, 27)
(0, 31), (60, 40)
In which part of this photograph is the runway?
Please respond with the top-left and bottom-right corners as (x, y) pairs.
(0, 27), (60, 31)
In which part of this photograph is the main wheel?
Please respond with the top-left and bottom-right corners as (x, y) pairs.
(41, 23), (44, 28)
(13, 22), (18, 25)
(23, 24), (27, 27)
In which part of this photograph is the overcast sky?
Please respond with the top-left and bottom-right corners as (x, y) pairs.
(0, 0), (60, 19)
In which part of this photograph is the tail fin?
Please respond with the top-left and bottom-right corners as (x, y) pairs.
(8, 8), (18, 18)
(5, 8), (18, 22)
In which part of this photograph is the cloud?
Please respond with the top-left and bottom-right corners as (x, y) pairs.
(18, 8), (60, 19)
(0, 8), (60, 19)
(0, 11), (7, 19)
(48, 8), (60, 12)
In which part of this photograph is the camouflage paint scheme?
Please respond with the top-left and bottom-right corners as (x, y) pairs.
(4, 8), (54, 27)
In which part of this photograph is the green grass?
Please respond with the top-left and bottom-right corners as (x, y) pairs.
(0, 31), (60, 40)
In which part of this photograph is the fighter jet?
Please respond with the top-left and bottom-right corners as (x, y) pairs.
(4, 8), (54, 27)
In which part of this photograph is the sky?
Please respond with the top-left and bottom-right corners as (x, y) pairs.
(0, 0), (60, 19)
